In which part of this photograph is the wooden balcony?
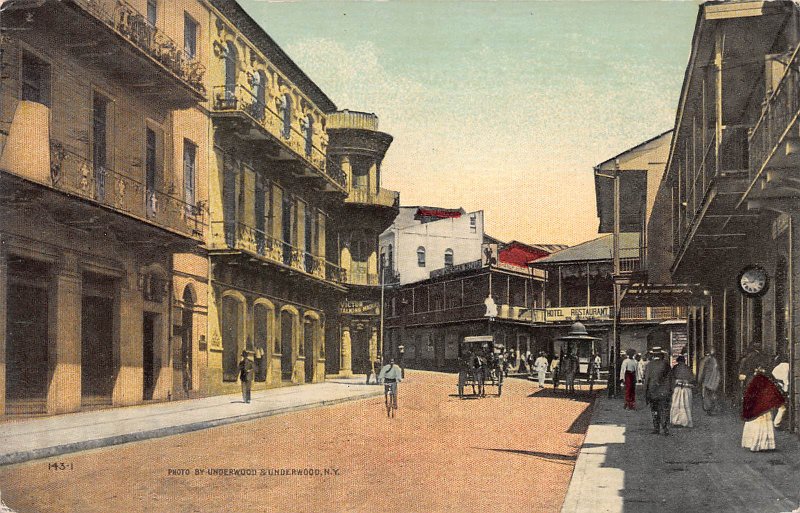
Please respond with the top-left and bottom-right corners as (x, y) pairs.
(209, 221), (346, 286)
(344, 186), (399, 209)
(745, 41), (800, 209)
(211, 85), (346, 193)
(8, 0), (207, 107)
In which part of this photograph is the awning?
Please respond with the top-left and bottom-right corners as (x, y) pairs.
(621, 283), (710, 307)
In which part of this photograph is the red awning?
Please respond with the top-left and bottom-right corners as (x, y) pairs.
(416, 208), (462, 219)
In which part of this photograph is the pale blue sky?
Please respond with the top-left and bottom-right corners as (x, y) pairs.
(241, 0), (698, 245)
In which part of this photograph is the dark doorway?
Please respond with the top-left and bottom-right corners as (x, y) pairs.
(81, 273), (115, 406)
(5, 257), (50, 414)
(221, 296), (241, 382)
(281, 311), (294, 381)
(304, 318), (316, 383)
(351, 327), (370, 375)
(253, 303), (270, 382)
(142, 312), (158, 400)
(181, 288), (194, 393)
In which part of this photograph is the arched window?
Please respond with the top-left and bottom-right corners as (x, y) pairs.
(302, 114), (314, 156)
(444, 248), (454, 267)
(280, 93), (292, 139)
(388, 244), (394, 273)
(417, 246), (426, 267)
(252, 70), (266, 121)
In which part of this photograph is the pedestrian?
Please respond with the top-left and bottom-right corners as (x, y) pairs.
(741, 365), (784, 452)
(593, 353), (602, 381)
(638, 354), (648, 385)
(633, 353), (644, 385)
(238, 350), (254, 403)
(619, 349), (638, 410)
(526, 351), (536, 378)
(534, 351), (549, 388)
(772, 353), (789, 429)
(670, 355), (694, 428)
(644, 347), (672, 436)
(698, 348), (720, 414)
(550, 352), (561, 389)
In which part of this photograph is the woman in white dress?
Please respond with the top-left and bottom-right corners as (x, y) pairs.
(741, 367), (784, 452)
(670, 355), (694, 427)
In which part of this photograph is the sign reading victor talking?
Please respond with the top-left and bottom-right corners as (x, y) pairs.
(545, 306), (612, 322)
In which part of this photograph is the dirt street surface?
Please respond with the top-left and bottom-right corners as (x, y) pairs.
(0, 371), (595, 513)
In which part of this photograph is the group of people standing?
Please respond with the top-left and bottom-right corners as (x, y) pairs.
(618, 345), (788, 449)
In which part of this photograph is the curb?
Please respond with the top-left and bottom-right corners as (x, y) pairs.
(0, 389), (383, 466)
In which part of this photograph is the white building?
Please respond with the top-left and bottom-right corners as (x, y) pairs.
(380, 207), (485, 285)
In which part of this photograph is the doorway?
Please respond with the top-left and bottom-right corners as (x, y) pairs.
(5, 257), (50, 414)
(181, 288), (194, 393)
(304, 318), (318, 383)
(142, 312), (158, 400)
(81, 273), (115, 407)
(280, 310), (295, 381)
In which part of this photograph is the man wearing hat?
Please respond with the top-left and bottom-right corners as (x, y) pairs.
(643, 347), (672, 435)
(534, 351), (549, 388)
(238, 350), (255, 403)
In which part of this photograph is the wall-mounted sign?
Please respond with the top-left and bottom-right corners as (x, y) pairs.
(340, 300), (380, 315)
(430, 259), (482, 278)
(481, 243), (498, 266)
(545, 306), (611, 322)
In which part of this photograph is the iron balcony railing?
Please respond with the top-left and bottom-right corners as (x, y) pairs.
(749, 43), (800, 183)
(211, 85), (347, 191)
(347, 268), (379, 286)
(346, 186), (400, 208)
(70, 0), (206, 97)
(47, 141), (204, 238)
(210, 221), (345, 284)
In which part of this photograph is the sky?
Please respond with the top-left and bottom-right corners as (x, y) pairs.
(240, 0), (699, 246)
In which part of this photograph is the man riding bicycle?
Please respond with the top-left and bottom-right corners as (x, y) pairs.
(378, 359), (403, 417)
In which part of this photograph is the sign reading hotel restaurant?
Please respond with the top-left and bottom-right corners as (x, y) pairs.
(340, 300), (380, 315)
(545, 306), (611, 322)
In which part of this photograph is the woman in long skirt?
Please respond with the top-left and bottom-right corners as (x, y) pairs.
(670, 355), (694, 427)
(741, 370), (784, 451)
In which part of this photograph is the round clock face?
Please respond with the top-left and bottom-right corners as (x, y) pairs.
(738, 266), (769, 297)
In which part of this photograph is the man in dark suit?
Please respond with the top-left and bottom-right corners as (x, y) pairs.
(239, 350), (254, 403)
(644, 347), (672, 435)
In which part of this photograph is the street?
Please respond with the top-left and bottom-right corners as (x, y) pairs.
(0, 371), (594, 513)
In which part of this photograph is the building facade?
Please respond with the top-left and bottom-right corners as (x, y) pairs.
(0, 0), (209, 414)
(646, 0), (800, 434)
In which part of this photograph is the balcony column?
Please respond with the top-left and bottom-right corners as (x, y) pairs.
(368, 248), (378, 284)
(369, 159), (378, 193)
(341, 234), (352, 283)
(114, 270), (144, 406)
(341, 156), (353, 192)
(47, 252), (82, 414)
(340, 324), (353, 377)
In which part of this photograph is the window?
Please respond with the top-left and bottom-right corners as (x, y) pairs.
(184, 13), (198, 59)
(281, 93), (292, 139)
(147, 0), (158, 26)
(93, 93), (110, 199)
(146, 127), (157, 193)
(21, 52), (51, 106)
(388, 244), (394, 272)
(302, 115), (313, 156)
(417, 246), (426, 267)
(183, 139), (197, 208)
(444, 248), (454, 267)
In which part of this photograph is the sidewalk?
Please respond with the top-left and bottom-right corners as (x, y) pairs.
(0, 377), (381, 466)
(562, 389), (800, 513)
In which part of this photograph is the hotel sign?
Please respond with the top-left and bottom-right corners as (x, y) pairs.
(430, 259), (482, 278)
(545, 306), (611, 322)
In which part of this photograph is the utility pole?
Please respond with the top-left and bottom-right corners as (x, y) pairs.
(611, 161), (621, 398)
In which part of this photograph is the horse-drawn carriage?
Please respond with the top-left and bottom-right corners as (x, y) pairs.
(553, 322), (601, 393)
(458, 335), (504, 398)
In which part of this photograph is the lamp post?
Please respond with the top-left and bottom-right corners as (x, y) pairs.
(379, 253), (386, 368)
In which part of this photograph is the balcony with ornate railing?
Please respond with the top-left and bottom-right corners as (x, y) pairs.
(345, 186), (400, 209)
(211, 85), (347, 192)
(210, 221), (345, 285)
(21, 0), (207, 104)
(44, 141), (205, 239)
(748, 42), (800, 196)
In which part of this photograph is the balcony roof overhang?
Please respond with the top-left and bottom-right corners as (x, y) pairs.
(0, 171), (203, 252)
(327, 129), (394, 159)
(8, 0), (206, 108)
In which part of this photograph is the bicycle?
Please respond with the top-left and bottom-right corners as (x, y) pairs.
(384, 380), (398, 418)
